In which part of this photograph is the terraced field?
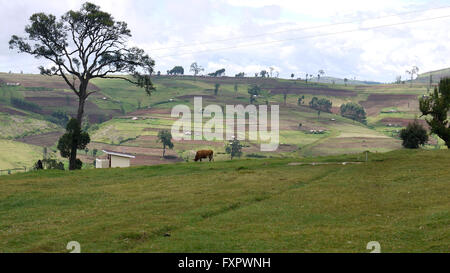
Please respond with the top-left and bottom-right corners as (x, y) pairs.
(0, 73), (439, 170)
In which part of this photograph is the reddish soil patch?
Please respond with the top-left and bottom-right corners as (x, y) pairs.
(23, 96), (115, 122)
(0, 105), (26, 116)
(380, 118), (429, 128)
(16, 131), (64, 147)
(0, 75), (99, 91)
(360, 94), (418, 116)
(331, 106), (340, 114)
(89, 142), (179, 157)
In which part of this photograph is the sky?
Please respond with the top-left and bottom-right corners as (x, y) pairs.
(1, 0), (450, 82)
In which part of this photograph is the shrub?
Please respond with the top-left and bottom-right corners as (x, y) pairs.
(399, 120), (429, 149)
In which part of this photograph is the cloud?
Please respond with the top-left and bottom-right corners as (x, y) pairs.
(1, 0), (450, 82)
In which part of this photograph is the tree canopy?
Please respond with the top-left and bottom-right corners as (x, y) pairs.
(9, 2), (155, 170)
(340, 102), (367, 124)
(309, 97), (332, 113)
(157, 130), (174, 157)
(420, 78), (450, 148)
(168, 66), (184, 75)
(399, 119), (429, 149)
(57, 118), (90, 170)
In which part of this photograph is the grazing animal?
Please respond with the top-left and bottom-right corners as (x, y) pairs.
(195, 150), (214, 162)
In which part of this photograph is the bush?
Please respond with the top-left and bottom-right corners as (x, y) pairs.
(75, 159), (83, 170)
(33, 158), (65, 170)
(399, 120), (429, 149)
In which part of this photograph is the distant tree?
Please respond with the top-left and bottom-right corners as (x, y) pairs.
(157, 71), (161, 76)
(406, 66), (419, 87)
(92, 148), (98, 158)
(10, 2), (154, 170)
(169, 66), (184, 75)
(291, 73), (294, 79)
(57, 118), (90, 170)
(340, 102), (367, 124)
(225, 138), (243, 160)
(254, 73), (258, 77)
(283, 90), (288, 105)
(190, 62), (204, 76)
(305, 73), (309, 85)
(309, 97), (332, 113)
(318, 70), (325, 82)
(269, 67), (274, 77)
(248, 85), (261, 104)
(297, 95), (305, 105)
(157, 130), (174, 157)
(259, 70), (268, 78)
(399, 119), (429, 149)
(214, 83), (220, 96)
(84, 147), (89, 155)
(208, 68), (225, 77)
(344, 78), (348, 86)
(419, 78), (450, 148)
(235, 72), (245, 77)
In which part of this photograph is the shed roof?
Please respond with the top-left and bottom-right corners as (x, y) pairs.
(102, 150), (136, 159)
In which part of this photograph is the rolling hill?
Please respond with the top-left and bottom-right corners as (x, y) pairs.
(0, 72), (442, 171)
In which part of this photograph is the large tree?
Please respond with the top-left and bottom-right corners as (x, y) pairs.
(420, 78), (450, 148)
(9, 2), (155, 170)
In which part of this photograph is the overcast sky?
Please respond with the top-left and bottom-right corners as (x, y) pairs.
(1, 0), (450, 82)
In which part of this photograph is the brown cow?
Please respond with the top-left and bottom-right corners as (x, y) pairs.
(194, 150), (214, 162)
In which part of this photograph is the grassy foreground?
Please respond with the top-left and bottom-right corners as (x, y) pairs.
(0, 149), (448, 253)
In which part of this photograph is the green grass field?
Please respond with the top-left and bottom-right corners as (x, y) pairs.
(0, 140), (43, 170)
(0, 149), (448, 252)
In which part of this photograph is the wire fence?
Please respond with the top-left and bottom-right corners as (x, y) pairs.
(0, 167), (29, 176)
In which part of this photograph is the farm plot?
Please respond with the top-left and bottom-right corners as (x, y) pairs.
(359, 94), (419, 116)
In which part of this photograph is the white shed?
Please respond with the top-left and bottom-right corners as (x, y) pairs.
(96, 150), (135, 168)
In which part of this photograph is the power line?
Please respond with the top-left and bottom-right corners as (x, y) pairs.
(155, 14), (450, 58)
(149, 5), (450, 52)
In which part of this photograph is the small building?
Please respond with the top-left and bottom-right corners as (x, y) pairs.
(96, 150), (135, 168)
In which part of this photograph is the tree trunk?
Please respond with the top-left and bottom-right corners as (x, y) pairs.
(69, 81), (88, 170)
(163, 144), (166, 157)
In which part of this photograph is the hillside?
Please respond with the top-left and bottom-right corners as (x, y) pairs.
(0, 72), (441, 171)
(0, 149), (448, 252)
(416, 67), (450, 84)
